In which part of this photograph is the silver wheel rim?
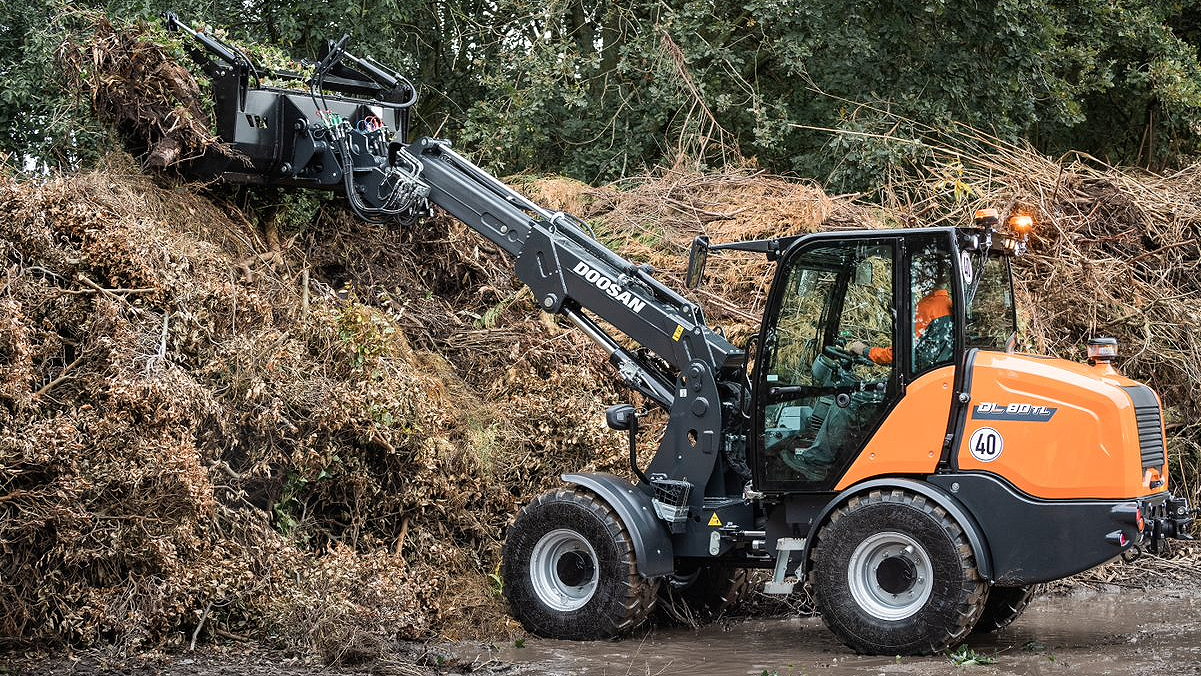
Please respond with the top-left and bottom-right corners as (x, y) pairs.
(847, 531), (933, 620)
(529, 529), (599, 612)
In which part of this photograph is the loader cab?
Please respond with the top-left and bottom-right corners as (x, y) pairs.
(749, 227), (1016, 492)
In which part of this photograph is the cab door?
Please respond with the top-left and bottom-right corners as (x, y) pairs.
(750, 238), (901, 492)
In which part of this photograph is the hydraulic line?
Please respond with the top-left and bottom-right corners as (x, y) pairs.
(563, 309), (675, 409)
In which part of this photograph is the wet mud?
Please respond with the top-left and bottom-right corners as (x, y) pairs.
(472, 587), (1201, 676)
(7, 586), (1199, 675)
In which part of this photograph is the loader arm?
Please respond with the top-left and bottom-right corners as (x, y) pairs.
(408, 138), (744, 407)
(399, 138), (747, 503)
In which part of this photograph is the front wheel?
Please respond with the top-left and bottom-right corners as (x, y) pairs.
(501, 487), (658, 639)
(810, 489), (989, 655)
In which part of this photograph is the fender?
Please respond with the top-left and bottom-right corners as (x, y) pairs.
(562, 472), (674, 577)
(801, 477), (994, 583)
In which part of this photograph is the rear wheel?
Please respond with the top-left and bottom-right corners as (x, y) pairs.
(810, 489), (988, 655)
(658, 564), (749, 624)
(973, 585), (1037, 633)
(501, 487), (659, 639)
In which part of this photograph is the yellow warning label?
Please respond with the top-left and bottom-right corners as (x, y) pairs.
(708, 513), (722, 527)
(672, 325), (685, 341)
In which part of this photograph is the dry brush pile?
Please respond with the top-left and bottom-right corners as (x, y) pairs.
(0, 159), (639, 659)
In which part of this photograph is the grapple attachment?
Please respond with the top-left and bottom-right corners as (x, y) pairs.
(164, 13), (430, 222)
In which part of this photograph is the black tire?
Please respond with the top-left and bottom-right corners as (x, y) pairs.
(809, 489), (989, 655)
(501, 487), (659, 639)
(973, 585), (1037, 633)
(658, 564), (749, 624)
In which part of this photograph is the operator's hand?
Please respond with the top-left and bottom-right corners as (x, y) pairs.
(847, 340), (869, 356)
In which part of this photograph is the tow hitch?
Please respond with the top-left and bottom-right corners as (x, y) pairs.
(1143, 495), (1195, 555)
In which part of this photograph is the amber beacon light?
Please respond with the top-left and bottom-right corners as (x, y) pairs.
(1008, 214), (1034, 240)
(973, 208), (1000, 227)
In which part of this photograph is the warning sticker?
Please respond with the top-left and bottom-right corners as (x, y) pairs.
(673, 325), (685, 341)
(707, 513), (722, 527)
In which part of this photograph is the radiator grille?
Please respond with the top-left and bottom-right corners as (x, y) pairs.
(1124, 385), (1166, 470)
(1135, 405), (1166, 469)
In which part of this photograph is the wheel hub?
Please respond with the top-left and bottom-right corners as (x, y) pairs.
(847, 531), (934, 620)
(555, 549), (595, 587)
(529, 529), (600, 612)
(875, 555), (918, 594)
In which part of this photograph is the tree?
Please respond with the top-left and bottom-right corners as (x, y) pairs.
(3, 0), (1200, 189)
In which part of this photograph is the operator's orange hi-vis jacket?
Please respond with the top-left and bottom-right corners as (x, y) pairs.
(868, 289), (952, 365)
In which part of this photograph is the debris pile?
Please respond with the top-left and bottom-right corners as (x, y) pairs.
(58, 16), (233, 170)
(0, 161), (640, 658)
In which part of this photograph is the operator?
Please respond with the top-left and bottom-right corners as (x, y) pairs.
(847, 265), (953, 371)
(787, 260), (956, 481)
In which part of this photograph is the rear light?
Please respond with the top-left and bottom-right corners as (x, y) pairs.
(1144, 467), (1164, 490)
(1120, 532), (1130, 547)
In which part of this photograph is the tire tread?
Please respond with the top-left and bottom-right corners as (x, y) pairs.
(808, 489), (989, 655)
(504, 487), (658, 638)
(973, 585), (1037, 633)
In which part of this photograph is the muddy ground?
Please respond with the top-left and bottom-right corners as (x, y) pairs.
(7, 582), (1199, 676)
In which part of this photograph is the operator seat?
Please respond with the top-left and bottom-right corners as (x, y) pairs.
(780, 352), (883, 482)
(914, 315), (954, 372)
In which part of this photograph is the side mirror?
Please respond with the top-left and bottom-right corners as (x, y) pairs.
(605, 404), (637, 431)
(685, 236), (710, 289)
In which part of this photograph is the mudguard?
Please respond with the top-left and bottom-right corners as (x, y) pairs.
(562, 472), (675, 577)
(803, 477), (994, 582)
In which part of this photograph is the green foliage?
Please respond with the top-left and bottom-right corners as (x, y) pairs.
(488, 567), (504, 597)
(3, 0), (1201, 188)
(948, 645), (998, 666)
(335, 303), (397, 371)
(444, 0), (1201, 188)
(0, 2), (108, 168)
(273, 468), (331, 539)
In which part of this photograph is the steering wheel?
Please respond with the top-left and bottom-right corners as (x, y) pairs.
(823, 344), (876, 368)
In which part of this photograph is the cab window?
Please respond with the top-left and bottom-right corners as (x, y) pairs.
(908, 238), (957, 375)
(757, 241), (897, 488)
(966, 256), (1016, 350)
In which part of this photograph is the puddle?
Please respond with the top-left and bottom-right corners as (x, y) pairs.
(468, 590), (1201, 676)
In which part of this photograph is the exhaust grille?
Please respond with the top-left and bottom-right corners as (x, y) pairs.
(1123, 385), (1166, 470)
(1134, 405), (1166, 469)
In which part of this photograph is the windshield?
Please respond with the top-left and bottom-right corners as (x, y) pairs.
(965, 254), (1016, 350)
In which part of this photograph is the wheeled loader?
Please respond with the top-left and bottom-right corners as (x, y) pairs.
(166, 15), (1195, 655)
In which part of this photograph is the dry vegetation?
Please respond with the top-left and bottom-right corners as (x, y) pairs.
(1, 15), (1198, 664)
(0, 157), (651, 659)
(58, 16), (237, 170)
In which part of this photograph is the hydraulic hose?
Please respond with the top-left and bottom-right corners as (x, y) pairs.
(628, 413), (650, 486)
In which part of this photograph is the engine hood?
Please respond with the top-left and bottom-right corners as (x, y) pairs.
(957, 351), (1167, 500)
